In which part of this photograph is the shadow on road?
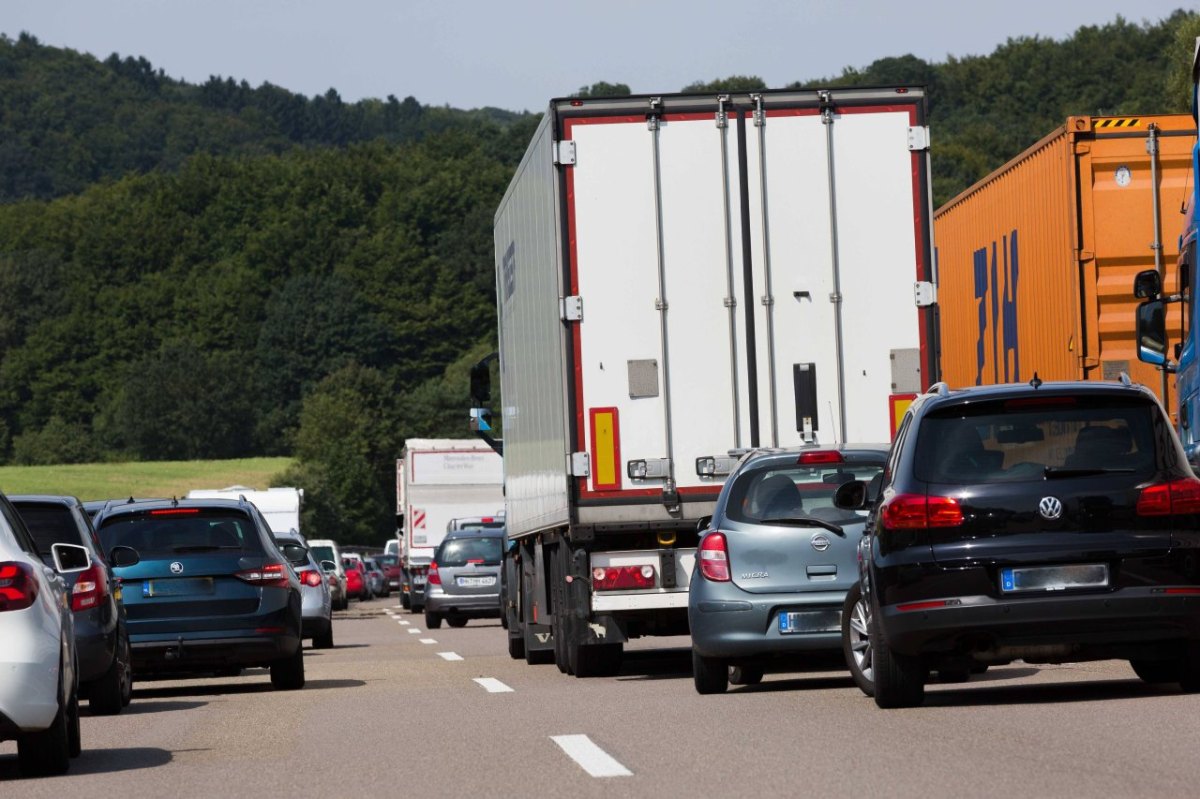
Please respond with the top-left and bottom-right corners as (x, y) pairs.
(616, 647), (693, 681)
(133, 677), (366, 700)
(104, 699), (207, 716)
(0, 747), (175, 780)
(924, 676), (1177, 708)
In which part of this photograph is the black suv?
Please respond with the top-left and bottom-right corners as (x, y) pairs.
(837, 378), (1200, 708)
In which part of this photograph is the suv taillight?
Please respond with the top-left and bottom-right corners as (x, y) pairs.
(236, 562), (290, 588)
(880, 493), (963, 530)
(428, 562), (441, 586)
(71, 563), (107, 611)
(698, 533), (730, 581)
(300, 569), (324, 588)
(0, 562), (38, 611)
(1137, 477), (1200, 515)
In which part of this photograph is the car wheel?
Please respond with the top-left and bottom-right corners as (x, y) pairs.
(68, 688), (81, 758)
(729, 665), (764, 686)
(841, 582), (874, 697)
(1181, 643), (1200, 692)
(507, 631), (526, 660)
(693, 649), (728, 694)
(447, 616), (468, 628)
(424, 610), (443, 629)
(270, 644), (305, 691)
(1131, 657), (1182, 684)
(18, 681), (72, 776)
(313, 623), (335, 650)
(401, 591), (411, 610)
(87, 638), (129, 715)
(871, 621), (925, 708)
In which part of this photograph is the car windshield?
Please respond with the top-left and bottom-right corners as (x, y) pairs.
(98, 509), (262, 555)
(438, 536), (503, 566)
(12, 503), (83, 561)
(725, 460), (884, 525)
(914, 396), (1160, 484)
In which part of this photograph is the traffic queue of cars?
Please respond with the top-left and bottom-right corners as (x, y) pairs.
(688, 376), (1200, 707)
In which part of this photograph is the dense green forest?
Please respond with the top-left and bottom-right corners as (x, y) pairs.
(0, 11), (1195, 542)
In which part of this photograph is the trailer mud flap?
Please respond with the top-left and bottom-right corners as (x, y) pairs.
(583, 614), (628, 645)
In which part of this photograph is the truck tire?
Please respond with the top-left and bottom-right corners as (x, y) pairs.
(507, 631), (526, 660)
(692, 649), (728, 695)
(549, 552), (571, 674)
(575, 644), (622, 678)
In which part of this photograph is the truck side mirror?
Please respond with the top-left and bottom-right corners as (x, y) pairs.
(1134, 269), (1163, 299)
(1136, 298), (1174, 371)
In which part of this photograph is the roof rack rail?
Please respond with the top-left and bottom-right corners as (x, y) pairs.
(927, 382), (950, 397)
(1118, 372), (1132, 387)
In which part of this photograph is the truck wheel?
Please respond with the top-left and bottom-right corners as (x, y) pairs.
(507, 631), (526, 660)
(270, 644), (306, 691)
(424, 610), (443, 629)
(575, 644), (622, 678)
(692, 649), (728, 695)
(872, 622), (925, 708)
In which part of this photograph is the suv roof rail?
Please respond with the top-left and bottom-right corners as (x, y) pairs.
(1118, 371), (1132, 387)
(927, 382), (951, 397)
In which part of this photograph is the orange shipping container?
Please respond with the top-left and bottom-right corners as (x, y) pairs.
(934, 114), (1195, 412)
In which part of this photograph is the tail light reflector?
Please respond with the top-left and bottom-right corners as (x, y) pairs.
(428, 562), (441, 586)
(71, 563), (107, 611)
(798, 450), (843, 464)
(698, 533), (730, 582)
(236, 562), (290, 588)
(0, 562), (38, 611)
(880, 493), (963, 530)
(300, 569), (324, 588)
(1137, 477), (1200, 516)
(592, 564), (655, 591)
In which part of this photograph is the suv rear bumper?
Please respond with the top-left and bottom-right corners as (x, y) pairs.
(879, 589), (1200, 660)
(130, 632), (300, 672)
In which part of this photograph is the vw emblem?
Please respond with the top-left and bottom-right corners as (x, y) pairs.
(811, 534), (831, 552)
(169, 561), (184, 575)
(1038, 496), (1063, 520)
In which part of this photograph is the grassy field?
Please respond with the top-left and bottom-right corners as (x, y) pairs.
(0, 457), (295, 501)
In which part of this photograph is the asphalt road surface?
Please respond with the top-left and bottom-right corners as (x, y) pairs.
(4, 595), (1198, 797)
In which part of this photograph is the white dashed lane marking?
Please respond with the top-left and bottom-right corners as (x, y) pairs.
(473, 677), (513, 693)
(437, 652), (463, 662)
(551, 735), (632, 778)
(419, 638), (437, 644)
(407, 628), (422, 634)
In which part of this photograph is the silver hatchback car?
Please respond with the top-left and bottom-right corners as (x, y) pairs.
(423, 530), (503, 629)
(274, 533), (334, 649)
(688, 445), (888, 694)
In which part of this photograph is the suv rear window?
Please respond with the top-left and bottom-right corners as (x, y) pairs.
(725, 462), (884, 525)
(437, 536), (502, 566)
(98, 509), (263, 555)
(914, 396), (1160, 484)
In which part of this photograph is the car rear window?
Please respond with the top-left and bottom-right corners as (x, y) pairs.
(914, 395), (1161, 484)
(311, 545), (336, 563)
(12, 503), (84, 558)
(378, 555), (399, 567)
(437, 536), (503, 566)
(98, 509), (263, 555)
(725, 461), (885, 525)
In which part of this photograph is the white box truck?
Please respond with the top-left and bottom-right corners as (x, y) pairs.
(186, 486), (303, 534)
(395, 439), (504, 612)
(480, 87), (937, 675)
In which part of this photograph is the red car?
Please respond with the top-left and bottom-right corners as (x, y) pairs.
(342, 558), (369, 600)
(378, 554), (401, 593)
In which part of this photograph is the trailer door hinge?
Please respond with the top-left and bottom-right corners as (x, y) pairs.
(554, 140), (576, 166)
(560, 295), (583, 322)
(914, 281), (937, 307)
(569, 452), (590, 477)
(907, 126), (930, 151)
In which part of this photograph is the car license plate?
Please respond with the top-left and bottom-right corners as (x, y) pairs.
(778, 609), (841, 635)
(413, 574), (426, 585)
(1000, 563), (1109, 593)
(143, 577), (215, 598)
(457, 576), (496, 587)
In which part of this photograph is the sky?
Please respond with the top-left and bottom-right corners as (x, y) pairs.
(4, 1), (1192, 112)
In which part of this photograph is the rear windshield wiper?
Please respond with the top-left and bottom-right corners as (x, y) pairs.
(1043, 466), (1135, 479)
(757, 518), (845, 536)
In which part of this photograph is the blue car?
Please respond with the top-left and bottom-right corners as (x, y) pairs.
(93, 497), (305, 690)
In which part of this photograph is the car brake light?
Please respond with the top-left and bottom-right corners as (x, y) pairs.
(428, 562), (441, 586)
(300, 570), (324, 588)
(798, 450), (843, 464)
(236, 562), (290, 588)
(880, 493), (963, 530)
(0, 562), (38, 611)
(1137, 477), (1200, 516)
(71, 563), (107, 611)
(698, 533), (730, 582)
(592, 564), (656, 591)
(149, 508), (200, 516)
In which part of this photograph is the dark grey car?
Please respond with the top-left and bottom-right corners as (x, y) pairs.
(423, 530), (503, 629)
(688, 446), (888, 694)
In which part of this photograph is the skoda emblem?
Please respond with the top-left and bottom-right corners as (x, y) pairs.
(811, 534), (831, 552)
(1038, 496), (1064, 521)
(169, 561), (184, 575)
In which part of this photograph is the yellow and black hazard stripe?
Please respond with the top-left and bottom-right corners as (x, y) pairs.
(1095, 118), (1141, 129)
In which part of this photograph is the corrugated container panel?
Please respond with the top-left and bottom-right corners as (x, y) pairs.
(935, 114), (1194, 409)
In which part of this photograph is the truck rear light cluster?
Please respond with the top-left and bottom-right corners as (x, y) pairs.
(880, 493), (963, 530)
(235, 562), (290, 588)
(591, 565), (655, 591)
(427, 562), (441, 586)
(299, 569), (324, 588)
(0, 562), (39, 611)
(71, 563), (107, 611)
(1137, 477), (1200, 516)
(698, 533), (731, 582)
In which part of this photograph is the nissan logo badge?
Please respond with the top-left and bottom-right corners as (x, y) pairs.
(1038, 496), (1063, 521)
(811, 534), (831, 552)
(169, 561), (185, 575)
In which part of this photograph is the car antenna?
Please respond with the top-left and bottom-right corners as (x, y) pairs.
(1030, 372), (1042, 390)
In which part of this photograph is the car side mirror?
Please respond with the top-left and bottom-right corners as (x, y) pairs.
(695, 515), (712, 533)
(320, 560), (337, 572)
(52, 543), (91, 573)
(833, 479), (868, 511)
(1133, 269), (1163, 299)
(108, 545), (140, 568)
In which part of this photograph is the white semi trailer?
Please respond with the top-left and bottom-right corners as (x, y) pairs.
(480, 87), (937, 675)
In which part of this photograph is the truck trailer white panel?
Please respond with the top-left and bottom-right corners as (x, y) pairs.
(399, 439), (504, 559)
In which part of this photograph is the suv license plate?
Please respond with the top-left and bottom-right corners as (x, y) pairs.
(143, 577), (215, 597)
(457, 576), (496, 587)
(778, 609), (841, 635)
(1000, 563), (1109, 593)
